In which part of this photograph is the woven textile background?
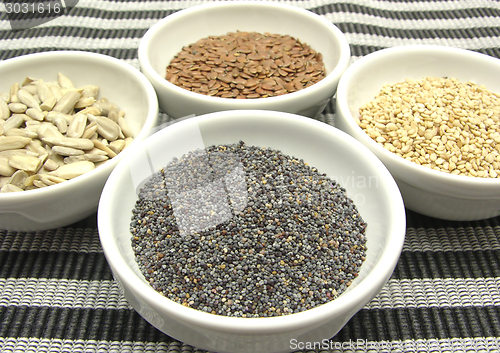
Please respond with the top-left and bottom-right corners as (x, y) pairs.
(1, 0), (500, 352)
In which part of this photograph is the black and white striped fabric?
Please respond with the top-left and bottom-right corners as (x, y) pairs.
(1, 1), (500, 352)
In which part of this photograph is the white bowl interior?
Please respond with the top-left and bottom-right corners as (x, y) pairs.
(0, 51), (158, 230)
(98, 110), (405, 352)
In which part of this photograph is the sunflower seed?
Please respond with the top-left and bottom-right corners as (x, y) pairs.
(89, 114), (121, 141)
(52, 90), (82, 114)
(0, 149), (37, 158)
(78, 106), (101, 116)
(64, 153), (109, 164)
(24, 174), (39, 187)
(33, 180), (49, 188)
(66, 113), (87, 138)
(52, 145), (86, 156)
(17, 88), (41, 110)
(40, 96), (57, 111)
(26, 140), (47, 156)
(74, 96), (96, 109)
(43, 136), (94, 150)
(22, 85), (38, 98)
(108, 109), (119, 123)
(109, 139), (125, 154)
(0, 98), (10, 120)
(5, 128), (38, 139)
(0, 176), (9, 188)
(123, 137), (133, 150)
(81, 122), (99, 140)
(9, 83), (20, 103)
(37, 175), (56, 186)
(8, 102), (27, 114)
(0, 136), (31, 151)
(58, 72), (75, 89)
(49, 84), (63, 100)
(3, 114), (25, 132)
(36, 79), (55, 103)
(24, 120), (41, 132)
(49, 160), (95, 179)
(0, 157), (16, 176)
(7, 169), (29, 189)
(8, 154), (42, 173)
(85, 153), (109, 163)
(26, 108), (45, 121)
(37, 122), (65, 140)
(38, 152), (49, 165)
(43, 174), (66, 184)
(92, 100), (111, 116)
(42, 158), (60, 171)
(80, 85), (99, 99)
(46, 111), (72, 124)
(63, 155), (85, 163)
(86, 147), (107, 156)
(52, 115), (68, 134)
(92, 139), (117, 158)
(0, 184), (24, 192)
(21, 77), (36, 86)
(118, 116), (134, 138)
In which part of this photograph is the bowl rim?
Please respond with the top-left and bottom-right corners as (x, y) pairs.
(137, 1), (351, 106)
(0, 50), (159, 205)
(98, 109), (406, 334)
(336, 44), (500, 194)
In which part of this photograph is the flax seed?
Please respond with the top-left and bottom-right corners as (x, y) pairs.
(166, 31), (326, 99)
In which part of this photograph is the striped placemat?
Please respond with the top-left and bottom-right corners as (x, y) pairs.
(1, 1), (500, 352)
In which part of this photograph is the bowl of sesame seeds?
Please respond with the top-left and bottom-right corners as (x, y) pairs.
(335, 45), (500, 221)
(138, 1), (350, 119)
(98, 110), (406, 353)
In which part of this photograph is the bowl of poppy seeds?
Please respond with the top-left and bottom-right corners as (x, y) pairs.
(336, 45), (500, 221)
(98, 110), (406, 353)
(138, 1), (350, 119)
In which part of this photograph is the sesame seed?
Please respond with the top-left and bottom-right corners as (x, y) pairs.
(358, 77), (500, 178)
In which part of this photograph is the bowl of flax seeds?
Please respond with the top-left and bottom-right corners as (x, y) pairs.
(138, 1), (350, 119)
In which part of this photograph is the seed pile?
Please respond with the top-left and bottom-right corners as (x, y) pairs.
(358, 76), (500, 178)
(165, 31), (326, 99)
(131, 141), (367, 318)
(0, 73), (134, 192)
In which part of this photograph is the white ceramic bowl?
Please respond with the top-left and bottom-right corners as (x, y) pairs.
(0, 51), (159, 231)
(98, 110), (405, 353)
(335, 45), (500, 221)
(138, 1), (350, 119)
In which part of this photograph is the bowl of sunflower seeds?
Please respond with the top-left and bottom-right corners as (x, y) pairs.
(138, 1), (350, 119)
(336, 45), (500, 221)
(0, 51), (158, 231)
(98, 109), (406, 353)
